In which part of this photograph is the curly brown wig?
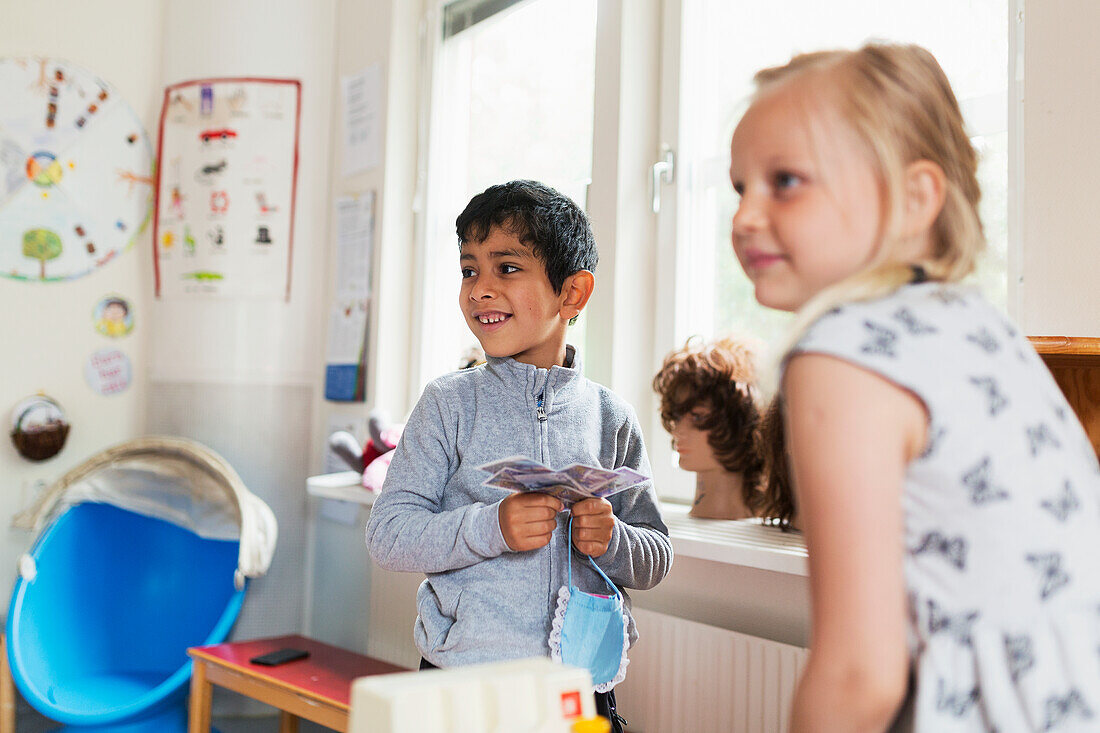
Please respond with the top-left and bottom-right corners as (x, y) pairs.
(752, 395), (797, 530)
(653, 337), (764, 495)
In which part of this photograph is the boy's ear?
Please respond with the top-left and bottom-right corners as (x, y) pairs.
(560, 270), (595, 323)
(903, 159), (947, 238)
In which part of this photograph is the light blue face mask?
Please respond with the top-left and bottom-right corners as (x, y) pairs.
(549, 516), (629, 692)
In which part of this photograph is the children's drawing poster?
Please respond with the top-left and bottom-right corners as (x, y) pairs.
(0, 57), (154, 282)
(153, 78), (301, 300)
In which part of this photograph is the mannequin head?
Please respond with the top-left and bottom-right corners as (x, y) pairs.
(653, 337), (764, 489)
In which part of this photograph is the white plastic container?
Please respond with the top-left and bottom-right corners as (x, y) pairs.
(348, 657), (595, 733)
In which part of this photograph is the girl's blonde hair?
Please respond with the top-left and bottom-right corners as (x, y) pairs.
(753, 43), (985, 345)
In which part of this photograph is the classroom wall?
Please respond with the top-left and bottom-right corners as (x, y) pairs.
(1018, 0), (1100, 337)
(0, 0), (164, 616)
(150, 0), (338, 645)
(305, 0), (423, 657)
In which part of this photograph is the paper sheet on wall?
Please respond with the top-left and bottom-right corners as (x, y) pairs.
(340, 65), (382, 177)
(324, 193), (374, 401)
(334, 192), (374, 296)
(324, 296), (369, 401)
(153, 78), (301, 299)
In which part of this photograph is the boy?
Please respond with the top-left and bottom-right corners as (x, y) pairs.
(365, 180), (672, 730)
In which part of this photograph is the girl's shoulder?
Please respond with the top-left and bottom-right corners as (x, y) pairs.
(785, 283), (1022, 407)
(793, 283), (1012, 358)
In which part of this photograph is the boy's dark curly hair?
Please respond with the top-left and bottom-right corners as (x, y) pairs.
(653, 337), (764, 496)
(754, 395), (797, 531)
(456, 179), (597, 295)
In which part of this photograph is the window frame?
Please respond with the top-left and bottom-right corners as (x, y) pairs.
(411, 0), (607, 401)
(648, 0), (1024, 503)
(410, 0), (1024, 505)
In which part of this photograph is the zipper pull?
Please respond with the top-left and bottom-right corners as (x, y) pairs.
(536, 392), (547, 422)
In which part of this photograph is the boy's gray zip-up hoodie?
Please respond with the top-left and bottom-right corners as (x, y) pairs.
(365, 347), (673, 669)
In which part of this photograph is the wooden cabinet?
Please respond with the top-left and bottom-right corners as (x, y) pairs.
(1030, 337), (1100, 456)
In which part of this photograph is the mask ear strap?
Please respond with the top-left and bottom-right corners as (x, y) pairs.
(585, 555), (621, 599)
(568, 514), (621, 599)
(567, 514), (574, 589)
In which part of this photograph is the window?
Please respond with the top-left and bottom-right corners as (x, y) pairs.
(651, 0), (1012, 500)
(412, 1), (1016, 504)
(416, 0), (597, 392)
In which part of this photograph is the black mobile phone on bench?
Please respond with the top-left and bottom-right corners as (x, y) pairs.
(250, 648), (310, 666)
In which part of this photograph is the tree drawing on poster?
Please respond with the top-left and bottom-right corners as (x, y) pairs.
(0, 58), (154, 282)
(154, 78), (301, 300)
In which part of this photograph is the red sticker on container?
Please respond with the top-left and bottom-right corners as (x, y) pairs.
(560, 690), (583, 719)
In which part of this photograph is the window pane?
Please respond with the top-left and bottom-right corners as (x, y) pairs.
(419, 0), (596, 388)
(675, 0), (1008, 347)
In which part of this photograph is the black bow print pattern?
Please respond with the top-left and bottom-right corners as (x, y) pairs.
(893, 307), (938, 336)
(936, 679), (981, 717)
(966, 327), (1001, 353)
(1041, 689), (1094, 730)
(962, 457), (1010, 505)
(1040, 482), (1080, 522)
(910, 531), (968, 571)
(1003, 634), (1035, 683)
(931, 287), (968, 306)
(969, 376), (1009, 417)
(1027, 423), (1062, 457)
(860, 320), (898, 358)
(920, 426), (946, 459)
(927, 598), (980, 645)
(1025, 552), (1070, 601)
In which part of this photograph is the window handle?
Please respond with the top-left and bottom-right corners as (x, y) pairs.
(650, 146), (675, 214)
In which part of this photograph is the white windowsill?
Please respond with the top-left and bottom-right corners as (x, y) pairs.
(304, 474), (808, 576)
(660, 502), (808, 576)
(306, 471), (378, 505)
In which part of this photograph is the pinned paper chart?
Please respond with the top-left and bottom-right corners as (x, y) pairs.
(154, 78), (301, 299)
(0, 57), (154, 282)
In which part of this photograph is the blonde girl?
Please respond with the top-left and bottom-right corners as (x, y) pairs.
(729, 43), (1100, 731)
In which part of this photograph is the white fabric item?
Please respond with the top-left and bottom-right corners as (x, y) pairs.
(13, 437), (277, 581)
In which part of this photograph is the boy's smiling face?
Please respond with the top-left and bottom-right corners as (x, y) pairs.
(459, 226), (573, 370)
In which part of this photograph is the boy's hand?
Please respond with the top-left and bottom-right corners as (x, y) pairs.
(571, 498), (615, 557)
(499, 492), (563, 552)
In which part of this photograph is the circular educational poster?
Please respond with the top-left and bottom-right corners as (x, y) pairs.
(93, 293), (134, 338)
(84, 348), (132, 396)
(0, 57), (153, 282)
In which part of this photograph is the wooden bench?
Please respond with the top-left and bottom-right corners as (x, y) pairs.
(188, 634), (405, 732)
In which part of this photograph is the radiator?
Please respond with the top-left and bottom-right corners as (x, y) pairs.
(615, 609), (809, 733)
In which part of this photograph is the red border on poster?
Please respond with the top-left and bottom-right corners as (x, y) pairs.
(152, 77), (302, 301)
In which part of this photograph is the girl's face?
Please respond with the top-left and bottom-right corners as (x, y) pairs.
(729, 83), (884, 312)
(670, 408), (724, 473)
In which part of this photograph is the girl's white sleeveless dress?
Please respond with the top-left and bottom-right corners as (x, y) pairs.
(788, 283), (1100, 732)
